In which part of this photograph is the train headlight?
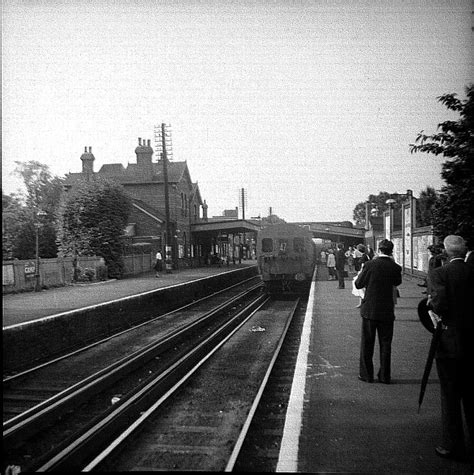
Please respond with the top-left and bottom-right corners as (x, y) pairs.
(295, 272), (306, 281)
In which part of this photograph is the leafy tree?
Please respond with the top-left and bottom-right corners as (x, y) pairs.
(2, 190), (26, 259)
(353, 192), (406, 227)
(416, 186), (439, 227)
(261, 214), (286, 226)
(410, 84), (474, 245)
(2, 162), (63, 259)
(57, 178), (132, 279)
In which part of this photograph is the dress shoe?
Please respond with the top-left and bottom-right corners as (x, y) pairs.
(377, 378), (391, 384)
(358, 376), (374, 383)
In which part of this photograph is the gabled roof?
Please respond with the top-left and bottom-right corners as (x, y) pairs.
(131, 198), (167, 224)
(153, 160), (189, 183)
(99, 163), (126, 175)
(190, 182), (203, 205)
(65, 157), (195, 189)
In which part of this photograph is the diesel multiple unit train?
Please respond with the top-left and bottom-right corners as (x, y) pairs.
(256, 223), (316, 295)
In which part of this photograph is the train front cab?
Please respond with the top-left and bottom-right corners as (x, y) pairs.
(258, 232), (315, 297)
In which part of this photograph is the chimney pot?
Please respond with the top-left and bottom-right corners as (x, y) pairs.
(89, 147), (92, 153)
(138, 138), (142, 146)
(84, 146), (87, 152)
(147, 139), (151, 147)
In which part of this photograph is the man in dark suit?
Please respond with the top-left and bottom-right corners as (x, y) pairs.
(355, 239), (402, 384)
(427, 235), (474, 462)
(335, 243), (346, 289)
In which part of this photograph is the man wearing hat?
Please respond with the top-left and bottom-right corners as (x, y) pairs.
(427, 235), (474, 462)
(354, 239), (402, 384)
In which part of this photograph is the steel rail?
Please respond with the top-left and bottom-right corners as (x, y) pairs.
(37, 293), (270, 472)
(3, 282), (263, 451)
(224, 297), (300, 471)
(3, 275), (260, 385)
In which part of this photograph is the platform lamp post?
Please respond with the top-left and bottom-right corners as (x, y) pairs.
(385, 199), (396, 241)
(34, 210), (47, 292)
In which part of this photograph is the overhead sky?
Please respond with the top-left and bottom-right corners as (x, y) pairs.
(2, 0), (473, 222)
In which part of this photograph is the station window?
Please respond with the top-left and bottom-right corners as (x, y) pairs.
(262, 238), (273, 252)
(279, 239), (288, 252)
(294, 237), (305, 252)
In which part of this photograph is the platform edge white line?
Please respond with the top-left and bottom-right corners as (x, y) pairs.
(275, 271), (316, 472)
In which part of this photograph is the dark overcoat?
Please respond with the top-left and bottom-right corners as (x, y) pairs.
(355, 255), (402, 321)
(427, 258), (474, 359)
(335, 249), (346, 271)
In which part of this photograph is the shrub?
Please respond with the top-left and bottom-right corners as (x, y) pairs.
(96, 265), (108, 281)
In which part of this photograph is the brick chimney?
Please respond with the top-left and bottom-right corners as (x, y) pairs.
(80, 146), (95, 178)
(135, 138), (153, 178)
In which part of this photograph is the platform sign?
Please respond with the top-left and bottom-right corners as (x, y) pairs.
(24, 261), (36, 278)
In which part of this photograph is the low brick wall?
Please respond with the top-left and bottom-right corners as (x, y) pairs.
(3, 266), (258, 374)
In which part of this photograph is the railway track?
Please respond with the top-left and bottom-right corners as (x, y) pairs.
(3, 289), (304, 472)
(82, 297), (301, 472)
(2, 277), (263, 472)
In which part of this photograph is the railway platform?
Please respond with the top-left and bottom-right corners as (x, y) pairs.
(277, 271), (472, 473)
(2, 262), (256, 328)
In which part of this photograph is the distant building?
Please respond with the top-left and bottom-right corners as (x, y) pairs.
(63, 139), (206, 266)
(210, 207), (239, 221)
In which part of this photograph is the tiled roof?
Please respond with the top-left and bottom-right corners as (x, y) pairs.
(99, 163), (126, 174)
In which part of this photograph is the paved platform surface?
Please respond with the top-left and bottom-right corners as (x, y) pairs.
(2, 263), (255, 328)
(278, 270), (472, 473)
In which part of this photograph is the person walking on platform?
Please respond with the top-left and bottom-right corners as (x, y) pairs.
(355, 239), (402, 384)
(427, 235), (474, 462)
(154, 250), (163, 277)
(335, 243), (346, 289)
(326, 249), (336, 281)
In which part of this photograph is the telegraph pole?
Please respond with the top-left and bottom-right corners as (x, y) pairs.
(155, 123), (174, 272)
(241, 188), (246, 220)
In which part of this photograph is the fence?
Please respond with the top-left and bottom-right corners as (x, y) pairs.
(122, 252), (155, 277)
(2, 256), (106, 294)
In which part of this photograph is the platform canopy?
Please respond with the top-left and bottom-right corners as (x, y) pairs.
(191, 219), (261, 235)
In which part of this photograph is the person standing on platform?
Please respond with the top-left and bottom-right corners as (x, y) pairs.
(346, 246), (355, 275)
(366, 244), (375, 260)
(319, 248), (327, 265)
(465, 238), (474, 268)
(427, 235), (474, 462)
(354, 239), (402, 384)
(154, 249), (163, 277)
(353, 244), (363, 272)
(335, 243), (346, 289)
(326, 249), (336, 281)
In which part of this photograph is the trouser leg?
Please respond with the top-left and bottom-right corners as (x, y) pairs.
(436, 358), (465, 452)
(377, 320), (394, 382)
(337, 269), (345, 288)
(360, 318), (376, 381)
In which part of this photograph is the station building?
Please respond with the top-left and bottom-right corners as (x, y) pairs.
(63, 139), (260, 268)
